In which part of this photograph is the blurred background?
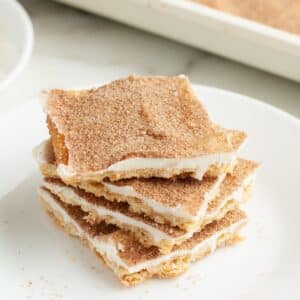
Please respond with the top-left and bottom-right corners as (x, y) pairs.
(1, 0), (300, 117)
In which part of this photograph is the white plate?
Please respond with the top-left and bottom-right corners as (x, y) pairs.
(57, 0), (300, 82)
(0, 0), (33, 91)
(0, 85), (300, 299)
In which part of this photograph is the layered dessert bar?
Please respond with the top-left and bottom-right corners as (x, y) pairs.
(40, 188), (246, 286)
(40, 156), (258, 252)
(34, 75), (259, 286)
(42, 75), (246, 184)
(34, 130), (249, 229)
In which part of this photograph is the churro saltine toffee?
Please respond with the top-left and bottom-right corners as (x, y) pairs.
(39, 156), (258, 253)
(40, 189), (247, 286)
(42, 75), (246, 183)
(34, 75), (259, 286)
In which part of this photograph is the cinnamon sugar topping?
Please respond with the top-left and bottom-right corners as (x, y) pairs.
(45, 75), (236, 173)
(112, 158), (258, 215)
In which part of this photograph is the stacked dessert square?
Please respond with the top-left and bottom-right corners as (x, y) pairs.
(34, 75), (259, 286)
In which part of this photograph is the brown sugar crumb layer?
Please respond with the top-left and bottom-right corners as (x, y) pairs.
(40, 191), (246, 285)
(45, 75), (240, 174)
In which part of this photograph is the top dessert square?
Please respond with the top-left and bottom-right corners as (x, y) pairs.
(43, 75), (246, 182)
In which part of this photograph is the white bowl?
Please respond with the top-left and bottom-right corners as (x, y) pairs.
(0, 0), (33, 91)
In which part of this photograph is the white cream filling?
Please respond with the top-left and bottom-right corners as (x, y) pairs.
(104, 172), (226, 221)
(57, 151), (237, 181)
(40, 188), (244, 274)
(43, 172), (252, 244)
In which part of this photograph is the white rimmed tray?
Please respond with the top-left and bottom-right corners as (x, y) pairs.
(56, 0), (300, 82)
(1, 84), (300, 299)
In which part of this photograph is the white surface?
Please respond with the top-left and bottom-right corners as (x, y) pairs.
(0, 85), (300, 299)
(0, 0), (33, 90)
(0, 0), (300, 120)
(57, 0), (300, 82)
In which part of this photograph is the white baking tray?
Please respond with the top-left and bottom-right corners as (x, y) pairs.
(57, 0), (300, 82)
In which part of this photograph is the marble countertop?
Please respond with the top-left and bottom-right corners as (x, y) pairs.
(1, 0), (300, 118)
